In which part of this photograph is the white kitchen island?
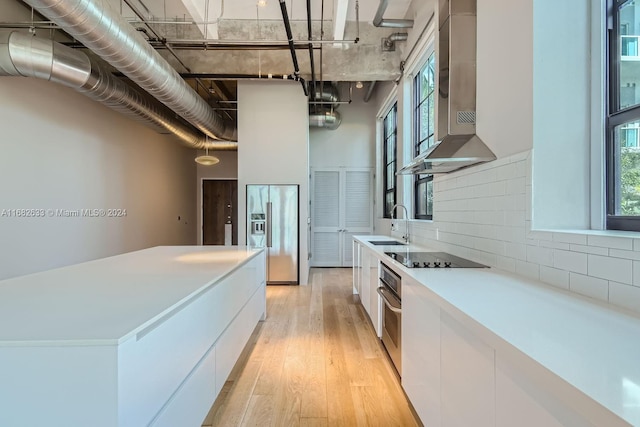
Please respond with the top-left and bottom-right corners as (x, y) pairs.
(0, 246), (266, 427)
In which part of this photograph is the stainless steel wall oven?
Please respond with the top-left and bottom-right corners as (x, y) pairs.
(378, 262), (402, 376)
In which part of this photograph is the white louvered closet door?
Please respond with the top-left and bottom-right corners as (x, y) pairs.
(342, 170), (373, 266)
(311, 168), (373, 267)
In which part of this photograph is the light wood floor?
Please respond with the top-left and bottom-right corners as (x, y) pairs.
(202, 268), (419, 427)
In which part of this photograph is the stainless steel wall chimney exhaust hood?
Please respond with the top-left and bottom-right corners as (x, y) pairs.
(398, 0), (495, 175)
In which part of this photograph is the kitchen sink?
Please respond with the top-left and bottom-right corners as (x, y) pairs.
(369, 240), (406, 246)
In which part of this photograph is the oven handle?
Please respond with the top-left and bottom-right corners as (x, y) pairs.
(377, 286), (402, 313)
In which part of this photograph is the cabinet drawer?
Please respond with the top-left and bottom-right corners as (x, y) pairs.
(150, 345), (217, 427)
(117, 257), (263, 427)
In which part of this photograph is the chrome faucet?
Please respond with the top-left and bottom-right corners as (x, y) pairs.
(391, 204), (410, 244)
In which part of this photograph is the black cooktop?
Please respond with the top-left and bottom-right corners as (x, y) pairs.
(384, 251), (489, 268)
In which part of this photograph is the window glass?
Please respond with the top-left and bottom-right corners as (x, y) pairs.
(607, 1), (640, 230)
(614, 120), (640, 216)
(383, 103), (398, 219)
(414, 52), (436, 220)
(618, 2), (640, 111)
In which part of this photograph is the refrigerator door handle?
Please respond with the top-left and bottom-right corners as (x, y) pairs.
(266, 201), (273, 248)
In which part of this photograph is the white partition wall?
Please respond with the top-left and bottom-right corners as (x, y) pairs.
(237, 80), (310, 284)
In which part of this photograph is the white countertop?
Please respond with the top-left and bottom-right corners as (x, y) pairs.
(356, 235), (640, 426)
(0, 246), (264, 346)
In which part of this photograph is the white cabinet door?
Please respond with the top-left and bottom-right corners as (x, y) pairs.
(311, 170), (341, 266)
(441, 312), (495, 427)
(495, 364), (565, 427)
(361, 247), (371, 317)
(402, 277), (441, 426)
(311, 168), (373, 267)
(352, 240), (361, 295)
(368, 251), (381, 337)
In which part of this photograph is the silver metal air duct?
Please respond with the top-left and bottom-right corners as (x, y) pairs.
(309, 111), (341, 130)
(0, 31), (236, 150)
(22, 0), (237, 142)
(373, 0), (414, 28)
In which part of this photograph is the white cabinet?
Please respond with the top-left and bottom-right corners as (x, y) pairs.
(352, 240), (362, 295)
(402, 276), (441, 426)
(311, 168), (373, 267)
(440, 312), (495, 427)
(368, 251), (381, 337)
(495, 361), (565, 427)
(361, 246), (372, 318)
(359, 247), (382, 336)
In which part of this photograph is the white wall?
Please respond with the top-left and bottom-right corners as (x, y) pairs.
(237, 81), (310, 284)
(531, 0), (592, 229)
(196, 151), (238, 244)
(476, 0), (534, 159)
(0, 78), (196, 280)
(310, 95), (376, 168)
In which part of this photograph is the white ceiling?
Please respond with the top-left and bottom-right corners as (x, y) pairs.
(109, 0), (412, 26)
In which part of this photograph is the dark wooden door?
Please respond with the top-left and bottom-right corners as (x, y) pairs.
(203, 180), (238, 245)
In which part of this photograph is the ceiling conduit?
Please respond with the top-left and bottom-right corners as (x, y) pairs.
(0, 31), (237, 150)
(21, 0), (237, 143)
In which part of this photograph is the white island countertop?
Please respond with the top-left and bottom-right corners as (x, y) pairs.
(0, 246), (264, 346)
(356, 235), (640, 427)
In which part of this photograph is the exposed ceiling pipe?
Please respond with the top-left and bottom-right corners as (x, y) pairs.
(0, 31), (236, 150)
(278, 0), (309, 97)
(364, 81), (377, 103)
(20, 0), (237, 142)
(373, 0), (414, 28)
(306, 0), (316, 101)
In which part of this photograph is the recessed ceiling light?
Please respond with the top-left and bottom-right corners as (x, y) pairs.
(257, 0), (267, 7)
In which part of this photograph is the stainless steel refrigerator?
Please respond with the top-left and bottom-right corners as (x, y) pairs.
(246, 185), (299, 284)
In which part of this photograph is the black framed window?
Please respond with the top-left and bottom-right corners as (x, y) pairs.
(414, 53), (436, 220)
(383, 103), (398, 218)
(607, 0), (640, 230)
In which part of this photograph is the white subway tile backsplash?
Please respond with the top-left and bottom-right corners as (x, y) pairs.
(505, 211), (526, 227)
(609, 282), (640, 313)
(569, 273), (609, 301)
(527, 245), (554, 267)
(406, 149), (640, 313)
(528, 230), (553, 242)
(539, 240), (571, 250)
(587, 235), (633, 250)
(553, 250), (588, 274)
(516, 260), (540, 280)
(474, 238), (505, 255)
(467, 249), (498, 267)
(496, 226), (526, 243)
(506, 177), (527, 195)
(608, 249), (640, 261)
(553, 233), (588, 245)
(515, 159), (527, 177)
(474, 210), (505, 226)
(634, 261), (640, 286)
(505, 242), (527, 261)
(540, 266), (570, 290)
(587, 254), (633, 284)
(496, 256), (516, 272)
(568, 244), (609, 256)
(495, 163), (517, 181)
(510, 151), (530, 162)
